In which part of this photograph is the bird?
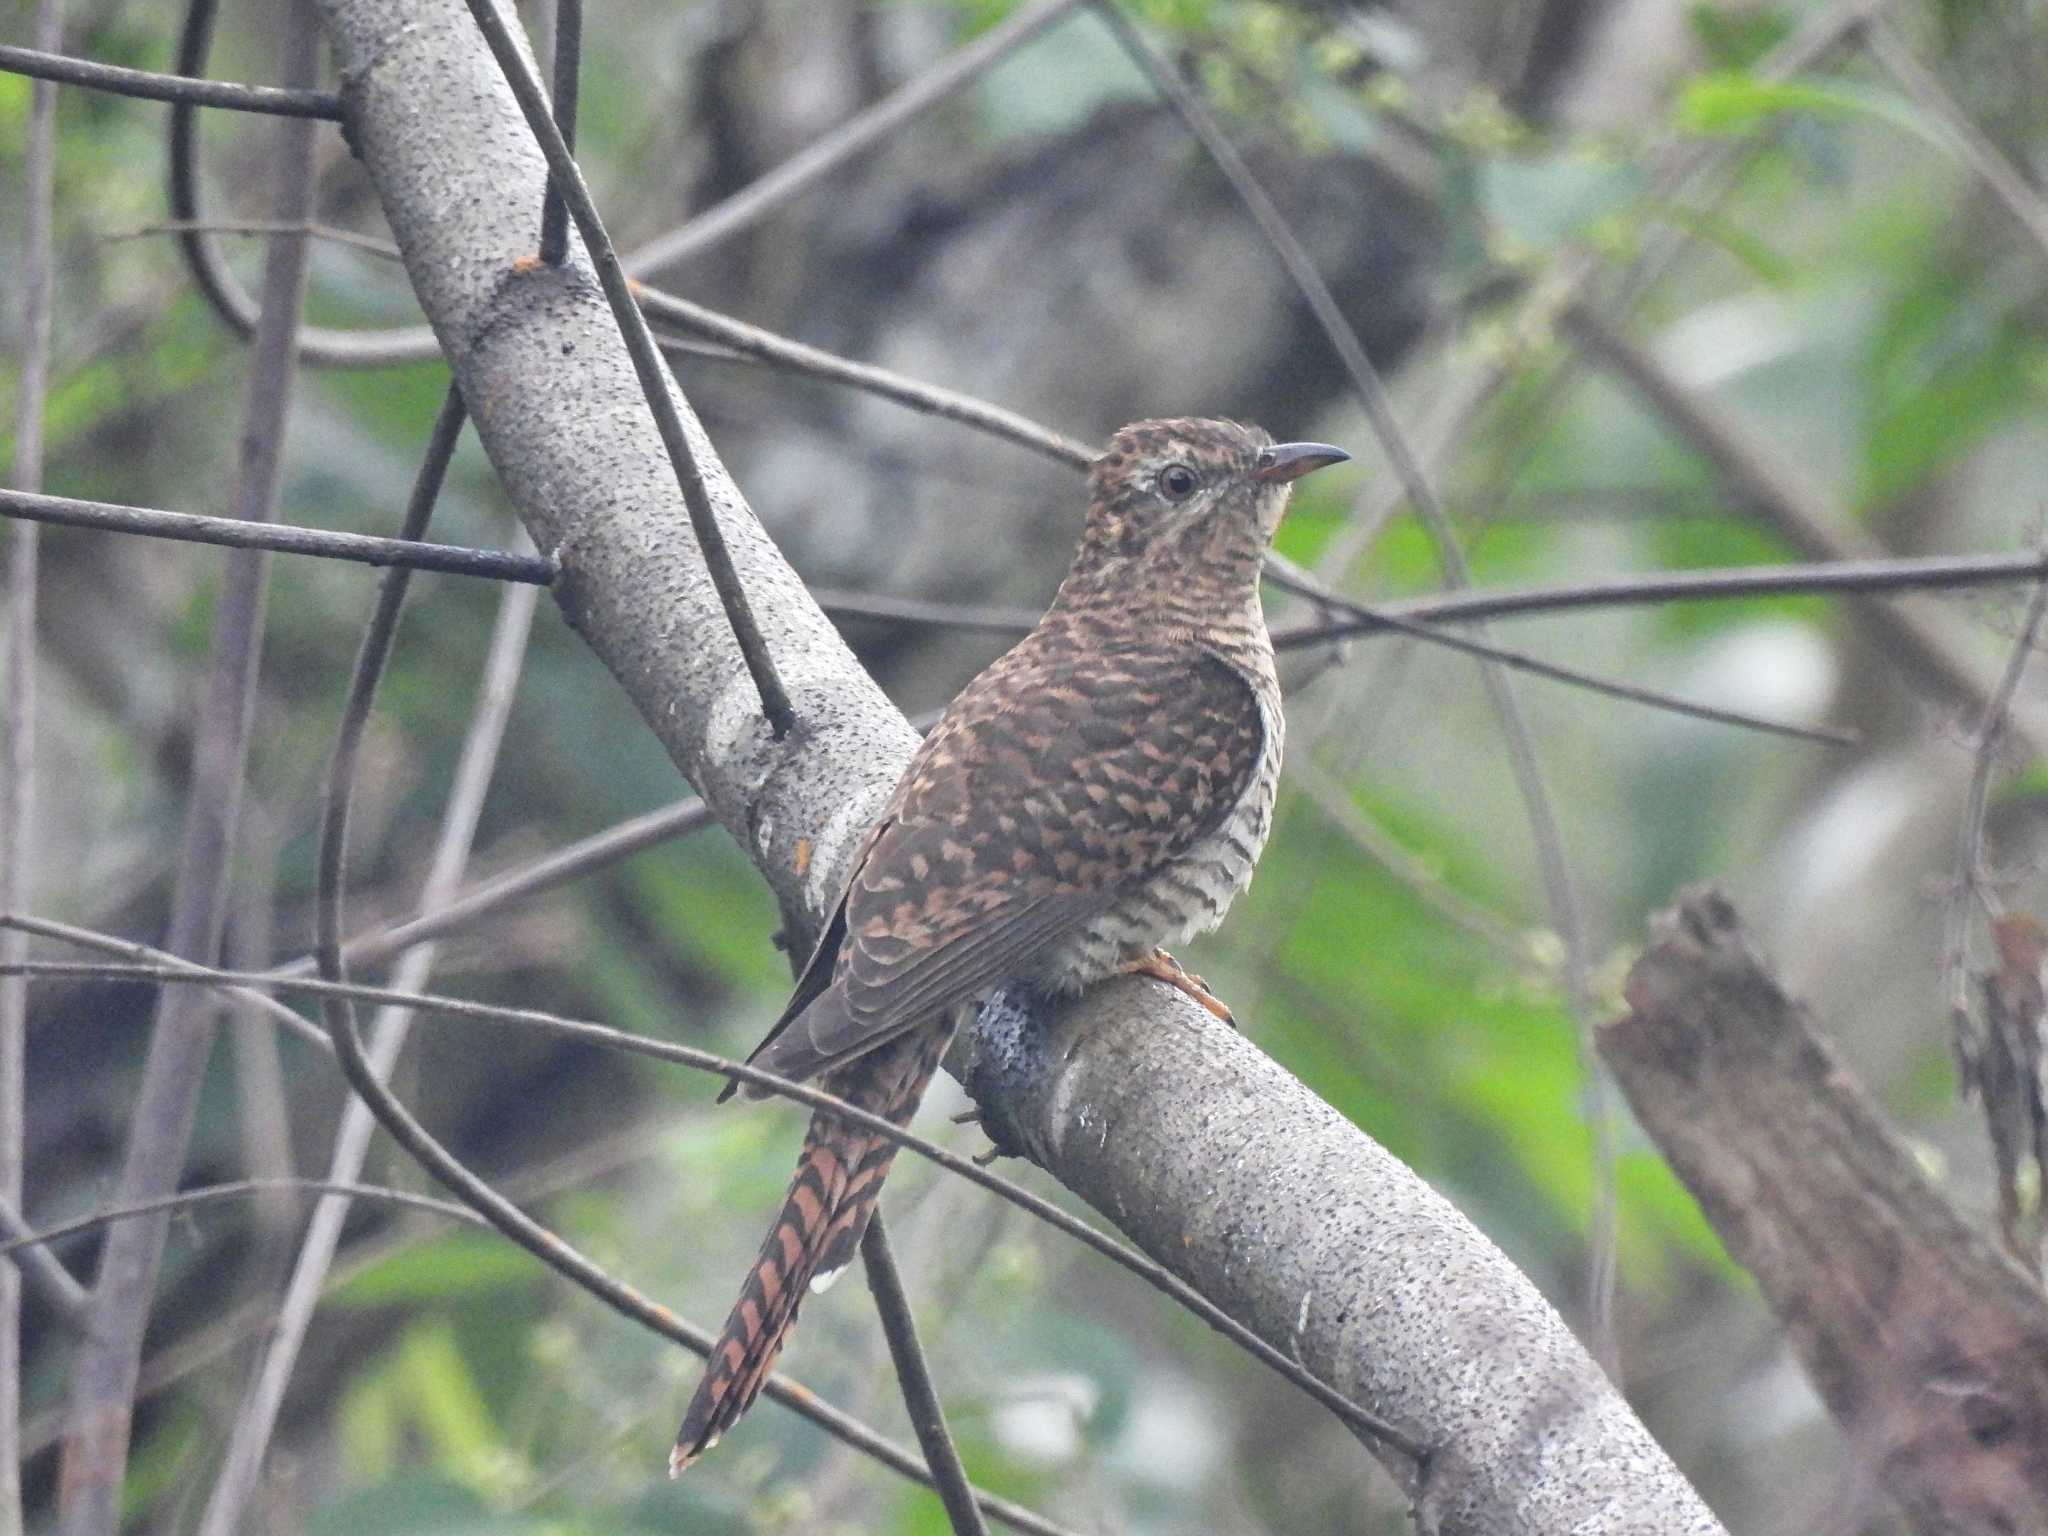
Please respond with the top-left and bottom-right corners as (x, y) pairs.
(670, 416), (1348, 1474)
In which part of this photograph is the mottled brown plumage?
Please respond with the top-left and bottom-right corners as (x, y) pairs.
(671, 418), (1347, 1473)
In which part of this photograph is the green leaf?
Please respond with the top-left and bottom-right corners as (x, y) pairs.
(332, 1231), (540, 1307)
(1993, 760), (2048, 807)
(1685, 4), (1796, 68)
(1676, 71), (1956, 155)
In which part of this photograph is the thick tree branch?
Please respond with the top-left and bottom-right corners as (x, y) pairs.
(1605, 888), (2048, 1534)
(954, 985), (1722, 1533)
(316, 2), (1722, 1527)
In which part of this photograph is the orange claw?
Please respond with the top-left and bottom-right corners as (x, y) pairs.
(1122, 948), (1233, 1024)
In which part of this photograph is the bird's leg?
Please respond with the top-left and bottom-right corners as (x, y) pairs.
(1123, 948), (1234, 1026)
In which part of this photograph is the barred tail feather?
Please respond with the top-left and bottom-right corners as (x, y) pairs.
(670, 1118), (857, 1474)
(806, 1134), (905, 1294)
(671, 1028), (947, 1473)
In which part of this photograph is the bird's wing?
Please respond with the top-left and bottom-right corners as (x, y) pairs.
(744, 643), (1267, 1087)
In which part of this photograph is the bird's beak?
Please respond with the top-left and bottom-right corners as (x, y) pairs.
(1254, 441), (1350, 484)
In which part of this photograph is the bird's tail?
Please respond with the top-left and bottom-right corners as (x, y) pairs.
(670, 1030), (942, 1474)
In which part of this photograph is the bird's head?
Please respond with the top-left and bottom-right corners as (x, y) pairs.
(1068, 417), (1348, 596)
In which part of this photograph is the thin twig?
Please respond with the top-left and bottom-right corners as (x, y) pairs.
(0, 487), (557, 583)
(639, 288), (1096, 470)
(0, 1191), (89, 1332)
(163, 0), (1082, 369)
(1274, 548), (2048, 633)
(167, 0), (408, 369)
(200, 387), (484, 1536)
(1098, 0), (1615, 1369)
(1563, 304), (2036, 752)
(16, 470), (2031, 735)
(1944, 568), (2048, 1024)
(0, 952), (1426, 1461)
(291, 797), (717, 976)
(862, 1211), (990, 1536)
(2, 0), (62, 1516)
(1289, 759), (1525, 956)
(463, 0), (796, 736)
(1264, 555), (1856, 748)
(538, 0), (582, 267)
(101, 218), (404, 261)
(0, 913), (331, 1051)
(53, 7), (322, 1529)
(0, 42), (340, 117)
(1862, 18), (2048, 269)
(629, 0), (1085, 275)
(2, 1181), (487, 1261)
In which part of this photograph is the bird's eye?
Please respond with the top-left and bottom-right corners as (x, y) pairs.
(1157, 463), (1199, 501)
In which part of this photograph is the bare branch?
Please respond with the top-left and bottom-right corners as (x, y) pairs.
(1563, 306), (2044, 750)
(54, 8), (321, 1528)
(0, 41), (340, 117)
(1863, 18), (2048, 266)
(3, 1181), (486, 1259)
(0, 914), (331, 1052)
(1607, 888), (2048, 1534)
(954, 983), (1723, 1531)
(2, 0), (62, 1517)
(0, 487), (557, 583)
(1264, 555), (1857, 748)
(0, 1192), (88, 1334)
(639, 288), (1096, 470)
(200, 388), (482, 1536)
(861, 1211), (989, 1536)
(463, 0), (794, 736)
(1278, 549), (2048, 633)
(536, 0), (581, 268)
(310, 797), (716, 975)
(629, 0), (1086, 277)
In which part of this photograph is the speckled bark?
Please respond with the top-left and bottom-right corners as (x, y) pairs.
(318, 0), (916, 938)
(1606, 887), (2048, 1535)
(314, 4), (1724, 1530)
(958, 983), (1724, 1535)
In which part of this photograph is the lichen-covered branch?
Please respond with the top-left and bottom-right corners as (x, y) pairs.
(956, 984), (1722, 1534)
(1606, 888), (2048, 1534)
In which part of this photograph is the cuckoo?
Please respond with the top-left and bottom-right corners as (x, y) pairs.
(672, 416), (1348, 1471)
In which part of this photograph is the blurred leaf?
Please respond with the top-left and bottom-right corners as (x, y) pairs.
(1685, 4), (1795, 68)
(310, 1476), (638, 1536)
(333, 1231), (540, 1307)
(1652, 204), (1795, 287)
(1992, 760), (2048, 807)
(627, 842), (788, 996)
(393, 1322), (506, 1484)
(1480, 150), (1642, 248)
(1858, 255), (2039, 506)
(1677, 71), (1957, 162)
(121, 1398), (203, 1524)
(1362, 510), (1552, 594)
(1647, 517), (1826, 638)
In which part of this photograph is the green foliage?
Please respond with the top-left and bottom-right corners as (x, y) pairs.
(1685, 4), (1796, 69)
(332, 1232), (544, 1307)
(1248, 785), (1730, 1282)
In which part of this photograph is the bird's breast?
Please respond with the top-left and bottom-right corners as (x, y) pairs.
(1029, 675), (1283, 992)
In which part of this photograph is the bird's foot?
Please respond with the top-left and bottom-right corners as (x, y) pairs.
(960, 983), (1060, 1163)
(1122, 949), (1234, 1026)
